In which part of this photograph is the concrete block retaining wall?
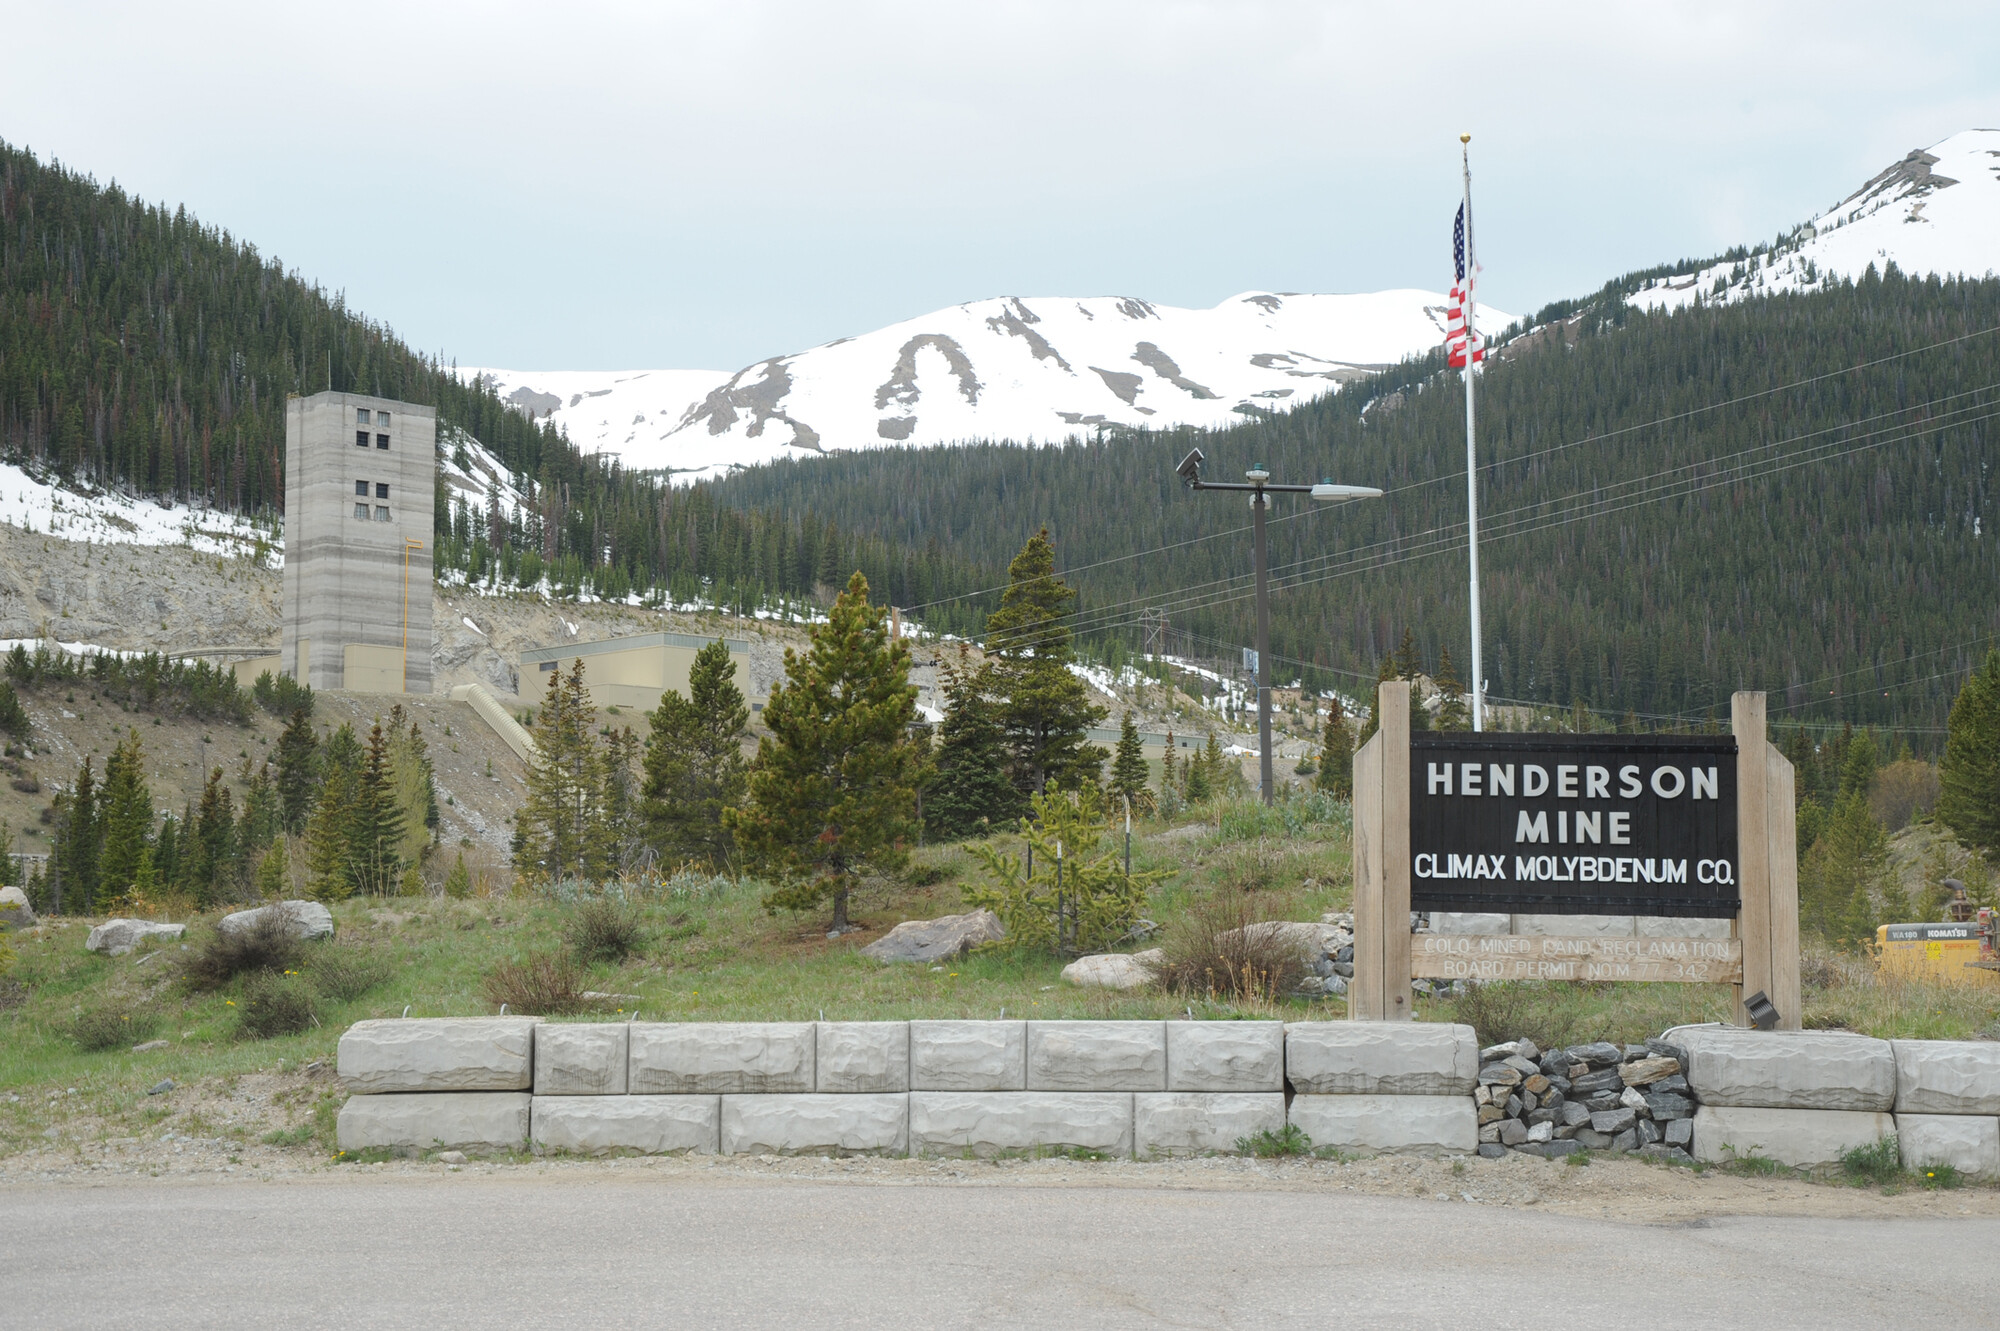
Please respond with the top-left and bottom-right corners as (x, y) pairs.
(333, 1018), (2000, 1174)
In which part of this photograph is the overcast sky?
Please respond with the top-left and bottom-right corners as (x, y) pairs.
(6, 2), (1998, 371)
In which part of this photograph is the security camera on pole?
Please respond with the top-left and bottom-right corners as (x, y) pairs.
(1176, 448), (1381, 804)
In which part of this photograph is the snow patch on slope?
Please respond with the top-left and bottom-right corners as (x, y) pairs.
(461, 288), (1510, 484)
(1629, 129), (2000, 313)
(0, 463), (276, 564)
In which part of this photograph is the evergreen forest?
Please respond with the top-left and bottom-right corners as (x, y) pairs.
(713, 269), (2000, 739)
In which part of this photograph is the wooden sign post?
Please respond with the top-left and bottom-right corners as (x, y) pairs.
(1350, 685), (1799, 1029)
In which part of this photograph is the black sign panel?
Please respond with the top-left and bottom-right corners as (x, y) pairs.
(1409, 734), (1739, 917)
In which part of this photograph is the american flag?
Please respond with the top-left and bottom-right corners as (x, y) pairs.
(1446, 202), (1484, 368)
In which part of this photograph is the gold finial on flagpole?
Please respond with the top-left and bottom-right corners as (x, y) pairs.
(1460, 133), (1471, 144)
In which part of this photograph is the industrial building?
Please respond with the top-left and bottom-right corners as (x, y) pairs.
(519, 632), (761, 714)
(281, 391), (436, 693)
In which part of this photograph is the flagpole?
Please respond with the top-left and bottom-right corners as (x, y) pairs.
(1460, 133), (1484, 732)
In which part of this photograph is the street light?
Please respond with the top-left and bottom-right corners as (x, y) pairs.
(1176, 447), (1383, 805)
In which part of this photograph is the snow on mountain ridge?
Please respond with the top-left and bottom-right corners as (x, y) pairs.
(462, 287), (1511, 484)
(1628, 129), (2000, 313)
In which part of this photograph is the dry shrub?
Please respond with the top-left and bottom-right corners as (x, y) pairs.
(67, 1007), (160, 1052)
(238, 972), (315, 1038)
(1154, 896), (1309, 1001)
(183, 915), (302, 991)
(308, 946), (391, 1003)
(563, 896), (646, 965)
(482, 951), (594, 1016)
(1448, 980), (1617, 1051)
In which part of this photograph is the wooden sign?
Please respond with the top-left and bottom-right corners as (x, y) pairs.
(1410, 934), (1743, 985)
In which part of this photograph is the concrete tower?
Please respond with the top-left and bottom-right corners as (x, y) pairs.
(282, 391), (436, 693)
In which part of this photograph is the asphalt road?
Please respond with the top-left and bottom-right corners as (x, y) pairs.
(5, 1175), (1996, 1329)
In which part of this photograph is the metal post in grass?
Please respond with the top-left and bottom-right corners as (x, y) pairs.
(1175, 449), (1381, 805)
(1123, 794), (1132, 879)
(1056, 839), (1068, 955)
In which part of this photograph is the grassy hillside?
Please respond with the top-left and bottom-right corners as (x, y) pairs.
(712, 270), (2000, 737)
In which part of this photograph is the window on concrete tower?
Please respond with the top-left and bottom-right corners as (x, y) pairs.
(377, 411), (391, 425)
(355, 480), (368, 495)
(357, 409), (371, 424)
(376, 483), (389, 499)
(376, 433), (390, 449)
(356, 430), (370, 447)
(375, 506), (391, 522)
(354, 503), (369, 520)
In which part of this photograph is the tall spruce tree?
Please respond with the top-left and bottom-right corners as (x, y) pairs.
(97, 730), (154, 905)
(304, 764), (356, 902)
(922, 644), (1020, 840)
(1317, 696), (1354, 799)
(275, 707), (320, 836)
(186, 768), (236, 908)
(984, 529), (1106, 794)
(350, 722), (408, 895)
(1938, 650), (2000, 862)
(515, 660), (605, 883)
(640, 639), (751, 868)
(385, 707), (441, 868)
(54, 757), (101, 914)
(727, 572), (919, 932)
(1108, 712), (1151, 816)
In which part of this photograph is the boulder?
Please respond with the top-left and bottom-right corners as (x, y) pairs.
(1027, 1021), (1167, 1091)
(628, 1022), (815, 1094)
(1671, 1027), (1895, 1111)
(1895, 1114), (2000, 1181)
(532, 1095), (719, 1155)
(1892, 1039), (2000, 1116)
(0, 884), (34, 931)
(721, 1093), (908, 1156)
(858, 909), (1005, 963)
(816, 1022), (909, 1093)
(338, 1017), (538, 1093)
(1134, 1092), (1285, 1157)
(84, 919), (186, 956)
(1287, 1094), (1478, 1156)
(909, 1091), (1133, 1158)
(1222, 921), (1342, 960)
(910, 1020), (1025, 1091)
(1284, 1022), (1479, 1096)
(1166, 1022), (1285, 1093)
(1689, 1105), (1893, 1168)
(336, 1091), (531, 1153)
(218, 900), (334, 942)
(1431, 913), (1510, 935)
(1059, 950), (1163, 991)
(532, 1022), (628, 1096)
(1512, 915), (1635, 938)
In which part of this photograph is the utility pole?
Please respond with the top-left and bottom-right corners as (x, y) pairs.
(1176, 449), (1381, 804)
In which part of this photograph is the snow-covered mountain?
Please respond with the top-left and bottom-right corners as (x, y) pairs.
(463, 288), (1511, 482)
(1629, 129), (2000, 313)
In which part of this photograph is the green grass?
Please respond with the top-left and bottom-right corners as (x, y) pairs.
(1236, 1124), (1313, 1158)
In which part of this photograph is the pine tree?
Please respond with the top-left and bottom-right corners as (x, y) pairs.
(1939, 651), (2000, 861)
(640, 639), (751, 867)
(237, 763), (281, 859)
(1160, 728), (1179, 796)
(386, 708), (440, 868)
(254, 840), (288, 898)
(55, 757), (101, 914)
(923, 644), (1021, 840)
(97, 730), (154, 906)
(275, 709), (319, 836)
(1184, 733), (1214, 804)
(304, 765), (356, 902)
(1393, 627), (1422, 682)
(152, 812), (181, 893)
(1434, 647), (1471, 732)
(727, 572), (919, 932)
(1108, 711), (1152, 816)
(187, 767), (236, 909)
(350, 722), (407, 896)
(516, 660), (603, 883)
(984, 529), (1106, 794)
(1317, 696), (1354, 799)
